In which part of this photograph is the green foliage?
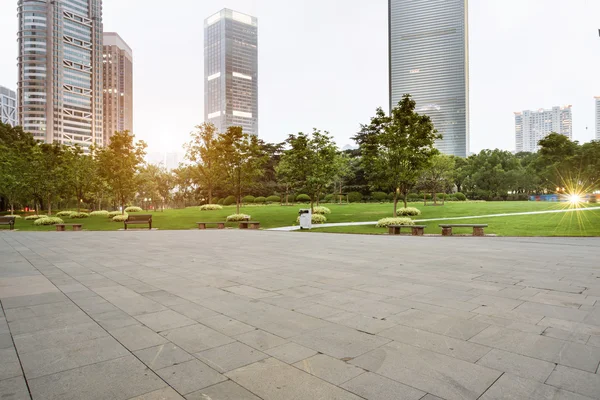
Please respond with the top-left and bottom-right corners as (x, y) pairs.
(56, 211), (74, 217)
(124, 206), (143, 213)
(108, 211), (122, 218)
(24, 215), (46, 220)
(436, 193), (447, 200)
(418, 154), (455, 204)
(34, 217), (64, 226)
(70, 212), (89, 219)
(218, 198), (225, 205)
(223, 195), (236, 206)
(90, 211), (109, 217)
(324, 194), (335, 202)
(184, 123), (223, 204)
(376, 217), (415, 227)
(212, 197), (221, 205)
(242, 195), (256, 204)
(295, 194), (310, 202)
(112, 215), (128, 222)
(372, 192), (388, 202)
(266, 195), (281, 203)
(347, 191), (363, 203)
(200, 204), (223, 211)
(226, 214), (251, 222)
(254, 196), (266, 204)
(396, 207), (421, 216)
(407, 193), (420, 202)
(313, 206), (331, 215)
(454, 192), (467, 201)
(296, 214), (327, 224)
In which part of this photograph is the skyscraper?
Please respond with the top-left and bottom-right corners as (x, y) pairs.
(514, 106), (573, 153)
(595, 97), (600, 141)
(389, 0), (469, 157)
(18, 0), (103, 149)
(204, 9), (258, 137)
(103, 32), (133, 144)
(0, 86), (17, 126)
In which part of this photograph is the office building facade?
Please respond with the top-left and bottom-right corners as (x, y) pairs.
(0, 86), (18, 126)
(103, 32), (133, 144)
(18, 0), (103, 149)
(514, 106), (573, 153)
(595, 97), (600, 141)
(204, 9), (258, 136)
(389, 0), (469, 157)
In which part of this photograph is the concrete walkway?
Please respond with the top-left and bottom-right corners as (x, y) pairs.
(1, 231), (599, 400)
(269, 205), (600, 231)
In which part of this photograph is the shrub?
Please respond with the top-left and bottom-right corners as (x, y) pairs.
(348, 191), (363, 203)
(242, 195), (255, 204)
(90, 210), (109, 217)
(436, 193), (447, 200)
(34, 217), (64, 226)
(387, 193), (395, 201)
(70, 212), (89, 219)
(223, 195), (236, 206)
(254, 196), (267, 204)
(454, 192), (467, 201)
(296, 194), (310, 203)
(226, 214), (250, 222)
(371, 192), (388, 202)
(407, 193), (420, 202)
(56, 211), (74, 217)
(124, 206), (143, 213)
(296, 214), (327, 224)
(396, 207), (421, 216)
(108, 211), (122, 218)
(25, 215), (46, 220)
(266, 195), (280, 203)
(212, 197), (221, 205)
(376, 217), (415, 228)
(312, 206), (331, 215)
(112, 214), (128, 222)
(200, 204), (223, 211)
(421, 193), (432, 200)
(10, 215), (22, 219)
(218, 198), (225, 205)
(324, 194), (335, 203)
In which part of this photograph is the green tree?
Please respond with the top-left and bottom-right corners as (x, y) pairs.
(354, 94), (440, 215)
(28, 142), (66, 215)
(418, 154), (455, 205)
(0, 123), (36, 214)
(64, 145), (98, 212)
(95, 131), (147, 214)
(184, 123), (222, 204)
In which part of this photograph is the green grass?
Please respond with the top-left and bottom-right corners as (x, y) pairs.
(2, 201), (599, 236)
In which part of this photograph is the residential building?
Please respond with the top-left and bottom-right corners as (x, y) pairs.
(595, 97), (600, 141)
(17, 0), (103, 149)
(102, 32), (133, 144)
(514, 106), (573, 153)
(0, 86), (17, 126)
(204, 9), (258, 136)
(389, 0), (470, 157)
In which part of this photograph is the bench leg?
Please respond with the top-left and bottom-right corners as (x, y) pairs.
(73, 226), (82, 231)
(198, 223), (206, 230)
(412, 227), (424, 236)
(239, 223), (247, 229)
(124, 223), (127, 230)
(217, 223), (225, 229)
(250, 223), (260, 230)
(149, 222), (152, 230)
(441, 227), (452, 236)
(473, 227), (485, 237)
(56, 226), (65, 232)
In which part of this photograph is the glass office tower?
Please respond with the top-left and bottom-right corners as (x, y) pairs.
(389, 0), (469, 157)
(18, 0), (103, 149)
(204, 9), (258, 137)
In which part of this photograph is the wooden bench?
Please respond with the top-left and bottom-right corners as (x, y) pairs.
(197, 221), (226, 230)
(439, 224), (488, 237)
(0, 216), (16, 230)
(239, 221), (260, 230)
(388, 225), (427, 236)
(124, 214), (152, 230)
(55, 224), (83, 232)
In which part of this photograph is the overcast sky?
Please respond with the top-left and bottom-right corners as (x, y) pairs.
(0, 0), (598, 153)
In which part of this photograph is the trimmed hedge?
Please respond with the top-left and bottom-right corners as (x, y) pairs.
(200, 204), (223, 211)
(295, 194), (310, 203)
(90, 210), (109, 217)
(242, 195), (255, 204)
(223, 196), (236, 206)
(313, 206), (331, 215)
(124, 206), (143, 213)
(348, 191), (363, 203)
(70, 212), (89, 219)
(454, 192), (467, 201)
(112, 215), (128, 222)
(56, 211), (74, 217)
(34, 217), (64, 226)
(218, 199), (225, 205)
(108, 211), (122, 218)
(266, 195), (280, 203)
(396, 207), (421, 216)
(372, 192), (388, 202)
(324, 194), (335, 202)
(24, 215), (46, 220)
(254, 196), (266, 204)
(296, 214), (327, 224)
(226, 214), (250, 222)
(376, 217), (414, 228)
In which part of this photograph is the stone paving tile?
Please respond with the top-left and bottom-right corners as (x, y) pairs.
(324, 311), (398, 334)
(71, 296), (121, 315)
(235, 329), (288, 351)
(0, 333), (13, 349)
(92, 309), (140, 330)
(0, 376), (30, 400)
(0, 347), (22, 381)
(128, 387), (185, 399)
(4, 301), (80, 322)
(542, 326), (590, 344)
(514, 301), (589, 323)
(223, 285), (277, 299)
(28, 355), (166, 400)
(340, 371), (426, 400)
(293, 354), (364, 385)
(471, 305), (544, 324)
(537, 317), (600, 337)
(468, 294), (524, 310)
(0, 282), (62, 303)
(199, 314), (256, 336)
(546, 365), (600, 399)
(588, 335), (600, 348)
(350, 341), (502, 400)
(265, 342), (318, 364)
(387, 308), (490, 340)
(161, 324), (235, 353)
(169, 303), (220, 321)
(480, 373), (593, 400)
(155, 359), (227, 395)
(134, 343), (195, 370)
(291, 325), (390, 359)
(8, 311), (91, 336)
(135, 310), (196, 333)
(142, 290), (190, 307)
(226, 357), (363, 400)
(294, 303), (343, 318)
(110, 324), (169, 351)
(195, 341), (268, 373)
(13, 322), (108, 354)
(476, 348), (556, 382)
(186, 381), (261, 400)
(379, 324), (492, 362)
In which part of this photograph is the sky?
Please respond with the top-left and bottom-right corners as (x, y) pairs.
(0, 0), (598, 154)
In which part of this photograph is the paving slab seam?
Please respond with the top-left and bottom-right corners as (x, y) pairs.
(475, 371), (505, 400)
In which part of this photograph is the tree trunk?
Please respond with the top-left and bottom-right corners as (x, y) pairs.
(433, 192), (437, 205)
(393, 191), (399, 217)
(310, 197), (314, 213)
(403, 192), (408, 208)
(47, 196), (52, 216)
(10, 202), (14, 215)
(208, 183), (213, 204)
(316, 190), (320, 207)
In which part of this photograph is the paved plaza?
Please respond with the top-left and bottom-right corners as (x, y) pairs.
(1, 231), (599, 400)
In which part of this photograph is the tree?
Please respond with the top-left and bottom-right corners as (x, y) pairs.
(354, 94), (440, 215)
(418, 154), (455, 205)
(28, 142), (66, 215)
(0, 123), (36, 214)
(95, 131), (146, 214)
(217, 126), (267, 214)
(64, 145), (98, 212)
(156, 167), (174, 211)
(184, 123), (222, 204)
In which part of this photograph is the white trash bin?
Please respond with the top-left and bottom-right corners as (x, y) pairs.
(299, 209), (312, 230)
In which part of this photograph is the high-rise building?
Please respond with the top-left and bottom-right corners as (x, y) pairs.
(389, 0), (469, 157)
(514, 106), (573, 153)
(204, 9), (258, 136)
(0, 86), (18, 126)
(595, 97), (600, 141)
(102, 32), (133, 144)
(17, 0), (103, 149)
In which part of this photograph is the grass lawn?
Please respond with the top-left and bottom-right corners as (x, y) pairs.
(2, 201), (599, 236)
